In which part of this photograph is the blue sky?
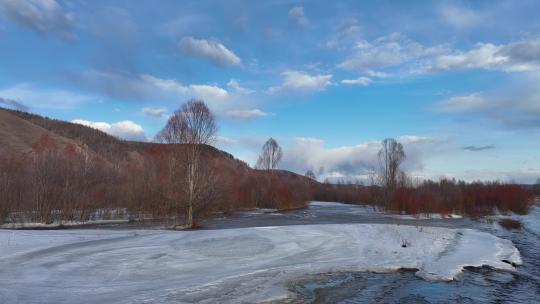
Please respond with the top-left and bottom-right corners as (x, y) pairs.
(1, 0), (540, 183)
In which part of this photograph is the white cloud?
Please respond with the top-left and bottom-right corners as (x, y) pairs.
(189, 84), (229, 100)
(179, 36), (241, 67)
(454, 169), (540, 184)
(341, 77), (372, 86)
(140, 74), (188, 94)
(77, 70), (235, 105)
(71, 119), (146, 141)
(213, 135), (239, 145)
(227, 79), (254, 94)
(398, 135), (437, 144)
(365, 70), (392, 78)
(142, 107), (169, 119)
(0, 83), (94, 109)
(429, 43), (507, 72)
(288, 6), (309, 28)
(435, 92), (487, 112)
(435, 73), (540, 129)
(76, 70), (263, 117)
(281, 136), (438, 181)
(225, 109), (269, 120)
(268, 70), (332, 94)
(339, 34), (540, 76)
(281, 137), (380, 180)
(140, 74), (229, 101)
(0, 0), (74, 38)
(430, 38), (540, 73)
(338, 33), (450, 73)
(325, 17), (362, 49)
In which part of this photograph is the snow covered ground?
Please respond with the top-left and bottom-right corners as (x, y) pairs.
(0, 219), (130, 230)
(0, 224), (520, 303)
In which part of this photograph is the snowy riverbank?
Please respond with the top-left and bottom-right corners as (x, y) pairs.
(0, 219), (130, 230)
(0, 223), (520, 303)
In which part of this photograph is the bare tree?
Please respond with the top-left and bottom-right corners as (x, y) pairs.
(367, 167), (378, 187)
(256, 138), (283, 170)
(30, 133), (64, 223)
(0, 153), (28, 224)
(377, 138), (406, 192)
(156, 99), (217, 228)
(305, 170), (316, 180)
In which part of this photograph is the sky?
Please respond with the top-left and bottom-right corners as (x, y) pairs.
(0, 0), (540, 183)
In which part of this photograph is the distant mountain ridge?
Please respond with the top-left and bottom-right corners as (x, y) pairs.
(0, 108), (80, 156)
(0, 107), (311, 185)
(3, 108), (235, 160)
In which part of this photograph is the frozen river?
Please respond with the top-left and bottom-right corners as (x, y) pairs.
(0, 202), (538, 303)
(192, 202), (540, 303)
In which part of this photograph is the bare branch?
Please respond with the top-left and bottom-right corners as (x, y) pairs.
(255, 138), (283, 170)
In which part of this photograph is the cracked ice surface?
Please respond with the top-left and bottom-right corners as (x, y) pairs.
(0, 224), (521, 303)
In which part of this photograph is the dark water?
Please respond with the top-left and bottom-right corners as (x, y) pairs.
(204, 202), (540, 304)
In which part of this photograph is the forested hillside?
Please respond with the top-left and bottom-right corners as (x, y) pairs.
(0, 107), (313, 227)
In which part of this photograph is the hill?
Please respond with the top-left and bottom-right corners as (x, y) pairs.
(0, 109), (80, 155)
(0, 107), (314, 226)
(3, 108), (238, 162)
(1, 107), (312, 181)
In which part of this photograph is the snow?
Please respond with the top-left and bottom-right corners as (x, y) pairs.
(0, 219), (129, 229)
(310, 201), (379, 211)
(391, 213), (463, 220)
(0, 224), (521, 303)
(498, 205), (540, 235)
(236, 208), (278, 216)
(0, 229), (139, 258)
(520, 206), (540, 234)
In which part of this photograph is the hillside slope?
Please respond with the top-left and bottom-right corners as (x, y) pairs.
(3, 108), (232, 162)
(0, 107), (312, 184)
(0, 109), (78, 155)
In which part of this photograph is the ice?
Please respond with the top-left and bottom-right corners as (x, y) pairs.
(0, 224), (521, 303)
(520, 206), (540, 234)
(0, 229), (140, 258)
(310, 201), (463, 219)
(500, 205), (540, 235)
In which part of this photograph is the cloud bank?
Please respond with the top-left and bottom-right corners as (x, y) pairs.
(280, 136), (438, 181)
(71, 119), (146, 141)
(268, 71), (332, 94)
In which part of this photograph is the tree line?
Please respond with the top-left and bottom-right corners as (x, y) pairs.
(310, 138), (535, 216)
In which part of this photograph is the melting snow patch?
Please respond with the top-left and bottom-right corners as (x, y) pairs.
(0, 224), (521, 303)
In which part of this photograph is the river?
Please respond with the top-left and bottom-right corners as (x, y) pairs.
(201, 202), (540, 303)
